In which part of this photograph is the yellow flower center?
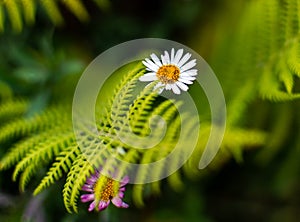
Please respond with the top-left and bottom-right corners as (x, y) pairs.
(94, 177), (116, 202)
(156, 65), (180, 84)
(101, 179), (115, 201)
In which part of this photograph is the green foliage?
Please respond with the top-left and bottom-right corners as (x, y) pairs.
(0, 58), (266, 213)
(1, 0), (300, 219)
(0, 62), (179, 212)
(0, 0), (109, 32)
(213, 0), (300, 107)
(208, 0), (300, 167)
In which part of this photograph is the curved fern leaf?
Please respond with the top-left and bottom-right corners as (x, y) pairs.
(0, 0), (108, 32)
(0, 99), (28, 123)
(5, 0), (22, 32)
(0, 3), (4, 32)
(21, 0), (35, 24)
(40, 0), (63, 25)
(34, 145), (80, 196)
(0, 81), (13, 100)
(62, 0), (89, 22)
(63, 156), (93, 213)
(0, 106), (70, 144)
(19, 161), (42, 192)
(12, 131), (74, 182)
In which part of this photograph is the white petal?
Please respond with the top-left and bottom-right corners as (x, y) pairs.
(145, 58), (160, 70)
(170, 48), (175, 64)
(161, 54), (167, 65)
(154, 82), (165, 94)
(181, 69), (198, 76)
(177, 53), (191, 68)
(180, 75), (196, 81)
(180, 59), (197, 72)
(142, 72), (157, 77)
(164, 51), (170, 64)
(142, 60), (158, 72)
(179, 78), (194, 85)
(171, 84), (181, 94)
(173, 49), (184, 65)
(176, 81), (189, 91)
(150, 53), (162, 67)
(154, 82), (164, 88)
(139, 74), (157, 82)
(165, 84), (172, 90)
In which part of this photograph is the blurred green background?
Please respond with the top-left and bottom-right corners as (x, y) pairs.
(0, 0), (300, 221)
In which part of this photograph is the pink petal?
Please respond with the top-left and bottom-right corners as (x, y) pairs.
(86, 177), (97, 184)
(98, 200), (110, 211)
(112, 197), (129, 208)
(121, 176), (129, 186)
(119, 187), (126, 192)
(121, 202), (129, 208)
(82, 184), (93, 192)
(81, 194), (95, 203)
(88, 201), (96, 212)
(119, 192), (124, 198)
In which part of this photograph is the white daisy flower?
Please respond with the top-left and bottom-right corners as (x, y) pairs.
(139, 48), (198, 94)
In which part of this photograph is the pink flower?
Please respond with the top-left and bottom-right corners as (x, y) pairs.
(81, 169), (129, 212)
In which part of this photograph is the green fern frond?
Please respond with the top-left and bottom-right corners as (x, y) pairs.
(0, 98), (28, 123)
(18, 160), (41, 192)
(0, 135), (38, 170)
(12, 131), (74, 183)
(34, 145), (80, 196)
(0, 54), (267, 214)
(213, 0), (300, 105)
(63, 156), (93, 213)
(222, 128), (267, 151)
(0, 106), (70, 144)
(252, 0), (300, 101)
(40, 0), (63, 25)
(287, 41), (300, 78)
(93, 0), (110, 10)
(5, 0), (22, 32)
(278, 59), (293, 94)
(259, 62), (300, 101)
(20, 0), (35, 24)
(255, 103), (293, 165)
(110, 73), (143, 127)
(128, 82), (159, 136)
(61, 0), (89, 22)
(0, 126), (67, 170)
(100, 62), (145, 119)
(0, 0), (108, 32)
(0, 3), (5, 32)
